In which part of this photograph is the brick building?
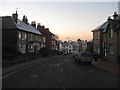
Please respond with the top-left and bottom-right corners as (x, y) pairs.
(2, 11), (44, 55)
(92, 12), (120, 63)
(37, 24), (57, 50)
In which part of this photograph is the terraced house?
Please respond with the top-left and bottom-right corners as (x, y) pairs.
(92, 12), (120, 63)
(37, 24), (57, 50)
(2, 11), (45, 55)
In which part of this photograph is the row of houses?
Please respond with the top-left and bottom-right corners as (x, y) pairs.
(2, 11), (58, 56)
(59, 40), (88, 54)
(92, 12), (120, 63)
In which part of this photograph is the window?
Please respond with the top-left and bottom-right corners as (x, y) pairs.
(109, 28), (113, 37)
(109, 44), (114, 54)
(52, 41), (56, 46)
(36, 35), (38, 41)
(18, 44), (21, 52)
(25, 33), (27, 40)
(18, 32), (21, 39)
(43, 37), (46, 42)
(97, 31), (100, 39)
(31, 34), (33, 41)
(21, 32), (27, 40)
(21, 45), (26, 53)
(97, 48), (100, 54)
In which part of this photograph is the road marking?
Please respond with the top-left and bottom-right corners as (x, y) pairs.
(2, 63), (38, 79)
(29, 74), (39, 78)
(61, 68), (63, 72)
(49, 64), (60, 67)
(90, 70), (93, 72)
(65, 59), (69, 62)
(61, 62), (63, 65)
(62, 86), (66, 90)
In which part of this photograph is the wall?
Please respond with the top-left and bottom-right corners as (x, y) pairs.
(106, 28), (117, 62)
(2, 29), (17, 54)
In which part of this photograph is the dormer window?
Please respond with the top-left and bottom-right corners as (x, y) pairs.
(109, 28), (113, 37)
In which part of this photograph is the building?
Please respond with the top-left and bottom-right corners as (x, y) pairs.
(86, 39), (93, 52)
(2, 11), (44, 55)
(57, 40), (63, 52)
(37, 24), (57, 50)
(79, 40), (87, 53)
(71, 41), (79, 54)
(92, 21), (108, 57)
(67, 40), (73, 54)
(92, 12), (120, 63)
(61, 41), (68, 54)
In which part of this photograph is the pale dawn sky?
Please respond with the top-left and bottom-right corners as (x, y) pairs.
(0, 1), (118, 41)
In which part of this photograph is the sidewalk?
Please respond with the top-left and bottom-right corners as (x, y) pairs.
(93, 59), (120, 76)
(2, 58), (43, 76)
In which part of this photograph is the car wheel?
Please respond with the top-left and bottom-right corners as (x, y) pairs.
(88, 62), (92, 65)
(75, 60), (77, 64)
(78, 61), (81, 64)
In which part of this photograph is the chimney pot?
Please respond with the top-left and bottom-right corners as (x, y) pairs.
(12, 11), (18, 23)
(42, 25), (45, 29)
(107, 16), (112, 21)
(31, 21), (36, 28)
(37, 23), (41, 26)
(113, 12), (118, 20)
(22, 15), (28, 24)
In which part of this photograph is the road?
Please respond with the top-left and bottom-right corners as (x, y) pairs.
(2, 55), (119, 88)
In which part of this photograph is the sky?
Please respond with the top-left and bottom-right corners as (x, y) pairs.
(0, 1), (119, 41)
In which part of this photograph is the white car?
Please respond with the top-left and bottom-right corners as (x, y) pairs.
(74, 52), (93, 65)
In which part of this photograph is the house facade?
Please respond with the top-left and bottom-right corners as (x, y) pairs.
(37, 24), (57, 50)
(92, 12), (120, 63)
(2, 11), (44, 55)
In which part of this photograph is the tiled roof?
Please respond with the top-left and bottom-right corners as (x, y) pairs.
(2, 16), (42, 35)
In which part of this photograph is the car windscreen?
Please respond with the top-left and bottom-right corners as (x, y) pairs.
(81, 53), (92, 57)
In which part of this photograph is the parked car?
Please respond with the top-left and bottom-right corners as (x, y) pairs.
(63, 51), (67, 55)
(74, 52), (93, 65)
(73, 53), (77, 58)
(74, 53), (81, 63)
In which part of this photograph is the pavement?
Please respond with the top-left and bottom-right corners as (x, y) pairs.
(2, 56), (120, 77)
(2, 58), (43, 76)
(93, 59), (120, 76)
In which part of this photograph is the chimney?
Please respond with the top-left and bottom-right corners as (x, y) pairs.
(46, 28), (49, 31)
(37, 23), (41, 26)
(12, 11), (18, 23)
(107, 16), (112, 21)
(31, 21), (36, 28)
(41, 25), (45, 29)
(113, 12), (118, 20)
(22, 15), (28, 24)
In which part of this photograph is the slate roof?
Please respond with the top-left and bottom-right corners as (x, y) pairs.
(92, 21), (108, 32)
(2, 16), (42, 35)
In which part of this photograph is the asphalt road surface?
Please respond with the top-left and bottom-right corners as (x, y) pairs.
(2, 55), (119, 88)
